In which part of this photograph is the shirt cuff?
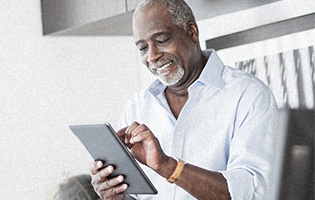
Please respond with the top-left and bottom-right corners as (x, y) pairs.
(220, 170), (255, 199)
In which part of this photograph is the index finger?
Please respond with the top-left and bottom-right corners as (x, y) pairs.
(116, 126), (128, 142)
(125, 121), (141, 143)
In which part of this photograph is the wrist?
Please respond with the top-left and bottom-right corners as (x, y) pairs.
(155, 156), (177, 179)
(166, 157), (186, 183)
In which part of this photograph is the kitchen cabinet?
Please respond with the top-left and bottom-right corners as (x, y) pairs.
(41, 0), (126, 35)
(41, 0), (281, 36)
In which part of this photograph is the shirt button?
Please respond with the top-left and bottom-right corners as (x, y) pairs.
(177, 132), (181, 136)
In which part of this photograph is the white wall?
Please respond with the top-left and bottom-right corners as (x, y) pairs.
(0, 1), (144, 199)
(198, 0), (315, 52)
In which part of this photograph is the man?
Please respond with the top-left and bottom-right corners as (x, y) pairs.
(90, 0), (278, 199)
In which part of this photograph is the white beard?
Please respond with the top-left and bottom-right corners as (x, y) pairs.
(158, 65), (185, 86)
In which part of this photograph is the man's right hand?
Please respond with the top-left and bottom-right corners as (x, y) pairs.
(90, 161), (128, 200)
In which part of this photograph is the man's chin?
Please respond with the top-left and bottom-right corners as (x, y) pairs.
(156, 66), (185, 86)
(158, 76), (182, 86)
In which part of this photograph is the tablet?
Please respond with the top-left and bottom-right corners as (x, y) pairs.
(69, 123), (158, 195)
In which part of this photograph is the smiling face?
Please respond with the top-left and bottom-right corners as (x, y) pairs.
(132, 4), (200, 86)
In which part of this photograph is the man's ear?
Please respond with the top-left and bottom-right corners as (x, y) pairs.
(187, 21), (199, 42)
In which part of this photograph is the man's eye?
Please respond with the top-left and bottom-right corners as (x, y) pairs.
(157, 38), (170, 44)
(139, 46), (147, 53)
(156, 40), (166, 44)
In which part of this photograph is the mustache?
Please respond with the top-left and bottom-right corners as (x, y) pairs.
(150, 57), (176, 69)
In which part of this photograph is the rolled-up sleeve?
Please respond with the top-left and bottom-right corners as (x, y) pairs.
(220, 85), (279, 199)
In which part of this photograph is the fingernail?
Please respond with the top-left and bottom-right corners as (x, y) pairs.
(132, 135), (139, 143)
(97, 161), (102, 168)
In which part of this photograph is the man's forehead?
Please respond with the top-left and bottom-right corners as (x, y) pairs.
(132, 5), (174, 37)
(135, 3), (167, 15)
(133, 4), (171, 25)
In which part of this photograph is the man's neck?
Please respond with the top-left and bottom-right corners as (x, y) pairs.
(164, 52), (207, 119)
(166, 52), (207, 97)
(164, 88), (188, 119)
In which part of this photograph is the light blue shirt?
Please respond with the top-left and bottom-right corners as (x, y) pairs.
(120, 49), (278, 199)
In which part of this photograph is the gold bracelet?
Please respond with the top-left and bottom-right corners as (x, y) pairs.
(167, 157), (186, 183)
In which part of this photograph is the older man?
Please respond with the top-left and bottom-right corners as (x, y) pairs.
(90, 0), (278, 199)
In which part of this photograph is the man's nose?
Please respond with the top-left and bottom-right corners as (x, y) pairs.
(146, 46), (163, 63)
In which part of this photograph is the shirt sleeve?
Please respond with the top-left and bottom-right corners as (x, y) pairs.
(220, 84), (279, 199)
(119, 96), (134, 128)
(118, 90), (145, 129)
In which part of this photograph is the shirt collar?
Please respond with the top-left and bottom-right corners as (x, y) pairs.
(146, 49), (225, 97)
(197, 49), (225, 90)
(147, 79), (166, 97)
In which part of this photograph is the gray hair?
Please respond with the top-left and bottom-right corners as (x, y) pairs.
(134, 0), (196, 30)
